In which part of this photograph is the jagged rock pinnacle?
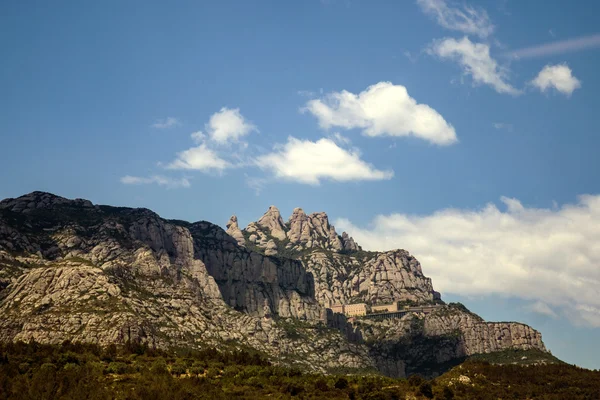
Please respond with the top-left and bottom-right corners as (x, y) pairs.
(225, 215), (245, 247)
(341, 231), (360, 251)
(256, 205), (287, 240)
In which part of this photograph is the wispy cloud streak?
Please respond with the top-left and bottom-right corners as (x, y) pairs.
(509, 34), (600, 59)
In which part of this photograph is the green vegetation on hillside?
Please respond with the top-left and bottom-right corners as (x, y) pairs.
(0, 341), (413, 400)
(1, 341), (598, 399)
(436, 359), (600, 399)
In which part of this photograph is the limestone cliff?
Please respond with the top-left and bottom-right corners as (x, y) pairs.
(356, 305), (547, 376)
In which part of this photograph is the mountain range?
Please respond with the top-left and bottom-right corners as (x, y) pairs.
(0, 191), (549, 377)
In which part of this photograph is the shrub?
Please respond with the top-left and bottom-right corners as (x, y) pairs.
(150, 357), (169, 375)
(106, 361), (129, 375)
(170, 362), (187, 376)
(206, 366), (220, 379)
(441, 385), (455, 399)
(408, 374), (424, 387)
(334, 377), (349, 389)
(418, 381), (433, 399)
(313, 377), (329, 391)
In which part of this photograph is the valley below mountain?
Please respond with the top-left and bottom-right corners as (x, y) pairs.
(0, 192), (549, 378)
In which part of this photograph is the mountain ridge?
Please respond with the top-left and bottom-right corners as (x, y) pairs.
(0, 191), (548, 377)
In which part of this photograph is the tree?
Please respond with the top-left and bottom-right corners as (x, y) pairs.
(334, 377), (349, 389)
(418, 381), (433, 399)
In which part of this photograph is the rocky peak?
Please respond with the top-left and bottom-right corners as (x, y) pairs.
(225, 215), (245, 247)
(242, 206), (361, 255)
(226, 215), (239, 229)
(286, 210), (351, 252)
(0, 191), (94, 213)
(256, 205), (287, 240)
(341, 232), (360, 251)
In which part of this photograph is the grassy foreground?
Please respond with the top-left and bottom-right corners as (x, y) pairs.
(0, 341), (599, 399)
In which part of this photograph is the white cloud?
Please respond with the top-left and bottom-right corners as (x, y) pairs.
(493, 122), (513, 131)
(166, 143), (230, 171)
(190, 131), (206, 143)
(509, 33), (600, 59)
(297, 90), (316, 98)
(404, 51), (419, 63)
(120, 175), (190, 188)
(255, 137), (393, 185)
(244, 174), (268, 196)
(526, 301), (558, 318)
(330, 132), (351, 145)
(335, 195), (600, 327)
(531, 64), (581, 96)
(428, 37), (521, 95)
(416, 0), (494, 39)
(160, 108), (256, 174)
(303, 82), (457, 146)
(205, 107), (257, 144)
(151, 117), (180, 129)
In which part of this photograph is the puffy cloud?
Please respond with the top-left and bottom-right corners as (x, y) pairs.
(509, 34), (600, 59)
(120, 175), (190, 188)
(151, 117), (180, 129)
(303, 82), (457, 145)
(428, 37), (521, 95)
(531, 64), (581, 96)
(205, 107), (257, 144)
(166, 143), (230, 171)
(255, 137), (393, 185)
(162, 108), (255, 173)
(335, 195), (600, 327)
(416, 0), (494, 39)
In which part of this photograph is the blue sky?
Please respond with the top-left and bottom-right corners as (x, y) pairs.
(2, 0), (600, 369)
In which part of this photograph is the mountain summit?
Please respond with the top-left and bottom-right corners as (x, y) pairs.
(244, 205), (361, 256)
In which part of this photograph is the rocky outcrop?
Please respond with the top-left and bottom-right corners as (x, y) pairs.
(341, 231), (360, 252)
(225, 215), (245, 247)
(243, 206), (361, 255)
(0, 191), (94, 214)
(423, 312), (546, 354)
(357, 305), (547, 377)
(238, 206), (435, 308)
(255, 205), (287, 240)
(189, 221), (321, 321)
(303, 249), (439, 307)
(285, 209), (344, 252)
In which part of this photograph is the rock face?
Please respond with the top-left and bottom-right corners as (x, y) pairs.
(256, 206), (287, 240)
(422, 313), (546, 355)
(357, 306), (547, 377)
(189, 221), (321, 321)
(240, 206), (437, 307)
(303, 250), (439, 307)
(0, 192), (550, 378)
